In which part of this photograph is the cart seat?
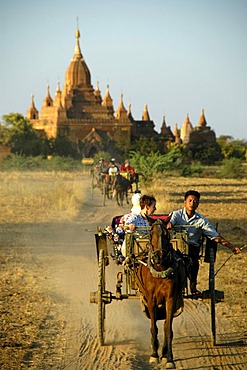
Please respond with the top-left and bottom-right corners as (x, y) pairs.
(151, 214), (171, 222)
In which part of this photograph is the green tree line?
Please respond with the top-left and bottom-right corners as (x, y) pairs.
(1, 113), (246, 178)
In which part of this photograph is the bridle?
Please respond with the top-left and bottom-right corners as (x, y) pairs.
(148, 219), (173, 270)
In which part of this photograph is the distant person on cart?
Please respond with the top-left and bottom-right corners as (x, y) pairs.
(167, 190), (241, 295)
(105, 159), (119, 193)
(107, 158), (119, 176)
(94, 158), (108, 185)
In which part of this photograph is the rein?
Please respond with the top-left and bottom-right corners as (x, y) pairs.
(214, 244), (247, 277)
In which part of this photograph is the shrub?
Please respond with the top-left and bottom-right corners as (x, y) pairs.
(179, 163), (204, 177)
(129, 151), (167, 182)
(219, 158), (243, 179)
(93, 151), (111, 164)
(0, 155), (82, 172)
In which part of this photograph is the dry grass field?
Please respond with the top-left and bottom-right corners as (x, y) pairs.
(0, 171), (246, 369)
(0, 172), (86, 223)
(1, 172), (246, 237)
(143, 176), (247, 247)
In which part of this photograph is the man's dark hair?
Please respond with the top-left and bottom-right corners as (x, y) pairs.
(184, 190), (200, 201)
(140, 194), (156, 209)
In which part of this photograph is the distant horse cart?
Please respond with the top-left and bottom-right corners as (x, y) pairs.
(90, 166), (105, 197)
(91, 169), (139, 207)
(89, 215), (225, 368)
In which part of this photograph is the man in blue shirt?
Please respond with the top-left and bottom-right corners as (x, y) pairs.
(167, 190), (241, 294)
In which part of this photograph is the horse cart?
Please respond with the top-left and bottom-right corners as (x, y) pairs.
(91, 169), (139, 206)
(90, 170), (113, 206)
(89, 215), (224, 368)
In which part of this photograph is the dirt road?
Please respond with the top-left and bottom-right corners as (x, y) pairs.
(0, 177), (246, 369)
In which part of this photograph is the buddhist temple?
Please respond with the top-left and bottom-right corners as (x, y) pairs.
(26, 25), (218, 157)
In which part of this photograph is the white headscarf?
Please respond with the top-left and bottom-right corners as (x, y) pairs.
(131, 193), (141, 214)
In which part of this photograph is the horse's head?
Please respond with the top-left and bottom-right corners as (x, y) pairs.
(147, 216), (172, 268)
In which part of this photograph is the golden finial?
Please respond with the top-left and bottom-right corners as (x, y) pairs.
(75, 17), (80, 38)
(56, 81), (61, 92)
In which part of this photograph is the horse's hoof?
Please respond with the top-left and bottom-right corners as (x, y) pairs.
(149, 356), (159, 364)
(166, 361), (176, 369)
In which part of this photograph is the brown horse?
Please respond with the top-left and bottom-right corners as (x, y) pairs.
(136, 217), (186, 369)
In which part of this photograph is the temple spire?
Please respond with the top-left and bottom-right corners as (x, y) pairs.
(73, 19), (82, 59)
(94, 80), (102, 104)
(43, 83), (53, 107)
(102, 84), (114, 116)
(180, 113), (193, 144)
(142, 104), (150, 121)
(26, 93), (39, 119)
(198, 108), (207, 127)
(116, 93), (128, 120)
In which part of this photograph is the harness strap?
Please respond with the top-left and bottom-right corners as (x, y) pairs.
(147, 249), (177, 279)
(133, 263), (148, 298)
(149, 265), (174, 279)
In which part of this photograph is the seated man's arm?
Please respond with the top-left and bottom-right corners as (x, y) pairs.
(167, 212), (175, 229)
(214, 235), (241, 254)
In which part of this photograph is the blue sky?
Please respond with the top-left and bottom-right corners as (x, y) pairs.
(1, 0), (246, 140)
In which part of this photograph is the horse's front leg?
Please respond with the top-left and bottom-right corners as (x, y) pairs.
(116, 192), (120, 206)
(161, 298), (175, 369)
(149, 305), (159, 364)
(120, 192), (124, 206)
(126, 190), (129, 204)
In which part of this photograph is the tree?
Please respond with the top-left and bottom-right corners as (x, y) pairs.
(49, 134), (80, 158)
(217, 136), (247, 160)
(190, 142), (223, 164)
(165, 143), (193, 165)
(131, 136), (158, 155)
(1, 113), (47, 156)
(129, 151), (165, 182)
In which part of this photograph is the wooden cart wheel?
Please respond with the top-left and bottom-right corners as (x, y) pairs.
(102, 180), (107, 206)
(98, 248), (106, 345)
(209, 247), (216, 346)
(91, 172), (94, 199)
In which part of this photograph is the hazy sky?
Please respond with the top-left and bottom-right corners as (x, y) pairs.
(1, 0), (246, 140)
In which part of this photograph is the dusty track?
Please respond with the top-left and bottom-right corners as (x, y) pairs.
(0, 177), (246, 369)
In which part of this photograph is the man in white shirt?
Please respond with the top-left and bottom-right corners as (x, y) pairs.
(107, 158), (119, 175)
(167, 190), (241, 294)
